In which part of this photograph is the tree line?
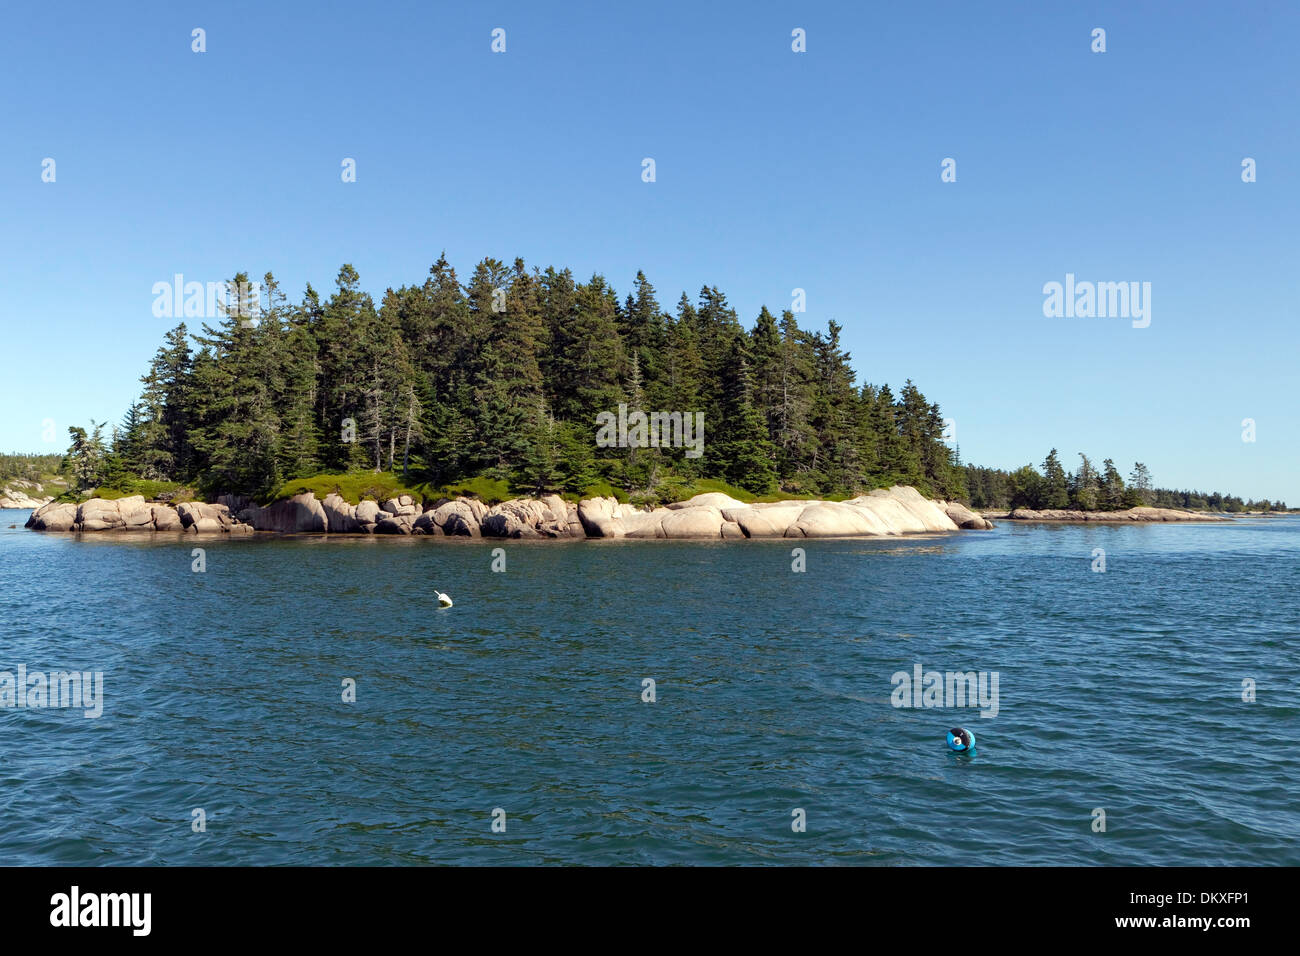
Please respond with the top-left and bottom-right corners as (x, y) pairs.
(69, 256), (967, 503)
(964, 451), (1285, 512)
(0, 452), (62, 484)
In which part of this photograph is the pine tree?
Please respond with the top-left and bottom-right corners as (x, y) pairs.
(185, 272), (284, 498)
(711, 337), (777, 494)
(773, 311), (817, 487)
(275, 290), (322, 480)
(663, 295), (705, 413)
(1008, 464), (1044, 510)
(693, 286), (744, 431)
(1042, 448), (1069, 509)
(548, 274), (626, 428)
(809, 321), (866, 493)
(64, 422), (108, 492)
(620, 271), (668, 405)
(136, 323), (194, 481)
(312, 265), (374, 471)
(871, 384), (913, 488)
(619, 351), (661, 490)
(1129, 463), (1152, 505)
(895, 380), (951, 495)
(512, 400), (563, 496)
(749, 306), (783, 445)
(462, 258), (548, 475)
(1100, 458), (1125, 511)
(115, 402), (146, 478)
(1070, 453), (1100, 511)
(555, 420), (599, 493)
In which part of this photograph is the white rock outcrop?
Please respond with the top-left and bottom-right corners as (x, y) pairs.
(26, 497), (253, 534)
(25, 485), (995, 540)
(0, 485), (53, 509)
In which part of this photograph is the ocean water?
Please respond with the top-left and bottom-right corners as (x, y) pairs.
(1, 508), (1297, 866)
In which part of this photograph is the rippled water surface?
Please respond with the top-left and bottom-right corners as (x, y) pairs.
(1, 509), (1297, 865)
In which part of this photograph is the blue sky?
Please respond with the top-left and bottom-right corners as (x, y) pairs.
(2, 1), (1296, 501)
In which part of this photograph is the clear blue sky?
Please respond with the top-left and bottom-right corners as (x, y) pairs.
(2, 1), (1296, 501)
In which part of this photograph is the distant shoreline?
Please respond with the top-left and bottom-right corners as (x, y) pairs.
(982, 506), (1237, 523)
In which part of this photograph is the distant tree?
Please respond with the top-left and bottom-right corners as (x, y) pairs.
(0, 453), (63, 484)
(1041, 449), (1069, 509)
(1008, 464), (1044, 510)
(1100, 458), (1126, 511)
(1128, 462), (1152, 505)
(1070, 453), (1100, 511)
(64, 422), (108, 492)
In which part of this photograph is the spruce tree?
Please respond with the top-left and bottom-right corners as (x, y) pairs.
(774, 311), (817, 487)
(185, 274), (284, 498)
(712, 337), (777, 494)
(64, 423), (108, 493)
(1042, 448), (1069, 509)
(1100, 458), (1125, 511)
(136, 323), (194, 481)
(1070, 453), (1100, 511)
(1129, 463), (1152, 505)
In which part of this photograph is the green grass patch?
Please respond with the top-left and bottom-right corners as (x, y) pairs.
(275, 471), (512, 506)
(579, 481), (629, 503)
(435, 476), (511, 504)
(274, 471), (429, 505)
(51, 478), (190, 504)
(91, 479), (191, 502)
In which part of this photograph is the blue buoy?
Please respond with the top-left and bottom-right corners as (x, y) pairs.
(947, 727), (975, 753)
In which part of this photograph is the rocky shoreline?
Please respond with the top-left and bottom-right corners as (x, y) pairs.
(0, 483), (54, 510)
(985, 506), (1230, 522)
(24, 485), (996, 539)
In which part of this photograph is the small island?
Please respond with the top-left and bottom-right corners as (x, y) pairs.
(6, 258), (1285, 535)
(983, 506), (1229, 523)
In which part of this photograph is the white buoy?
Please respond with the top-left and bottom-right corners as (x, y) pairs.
(437, 591), (453, 608)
